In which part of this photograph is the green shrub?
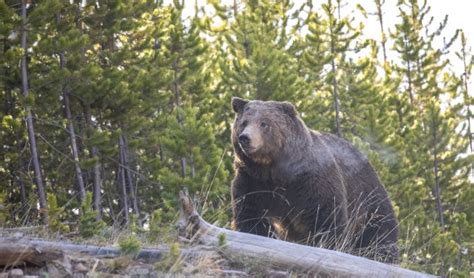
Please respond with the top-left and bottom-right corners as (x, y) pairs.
(118, 234), (142, 257)
(79, 192), (106, 238)
(47, 193), (69, 233)
(155, 242), (182, 272)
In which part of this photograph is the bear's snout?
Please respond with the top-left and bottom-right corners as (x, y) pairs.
(236, 124), (263, 157)
(238, 133), (251, 146)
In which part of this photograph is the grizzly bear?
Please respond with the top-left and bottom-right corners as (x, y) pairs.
(230, 97), (399, 263)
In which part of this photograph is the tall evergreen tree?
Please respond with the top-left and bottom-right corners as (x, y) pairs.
(0, 1), (472, 274)
(155, 3), (229, 222)
(217, 0), (304, 101)
(391, 0), (472, 274)
(20, 0), (48, 223)
(302, 0), (365, 136)
(55, 5), (87, 205)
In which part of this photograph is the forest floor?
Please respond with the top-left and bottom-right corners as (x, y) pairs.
(0, 227), (284, 277)
(0, 193), (441, 278)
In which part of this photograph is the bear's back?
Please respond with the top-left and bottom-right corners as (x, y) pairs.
(310, 131), (390, 211)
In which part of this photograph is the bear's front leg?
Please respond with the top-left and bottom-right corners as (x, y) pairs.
(231, 173), (272, 237)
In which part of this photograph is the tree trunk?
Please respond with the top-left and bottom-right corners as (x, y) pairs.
(330, 58), (341, 137)
(329, 17), (341, 137)
(432, 121), (445, 228)
(20, 0), (47, 223)
(0, 236), (195, 265)
(180, 158), (187, 178)
(59, 52), (86, 204)
(177, 190), (436, 278)
(118, 138), (130, 226)
(15, 133), (29, 223)
(404, 35), (415, 106)
(190, 156), (196, 179)
(91, 146), (102, 219)
(83, 107), (102, 219)
(172, 60), (187, 178)
(159, 144), (164, 161)
(73, 2), (103, 218)
(0, 237), (63, 266)
(120, 134), (141, 226)
(375, 0), (388, 65)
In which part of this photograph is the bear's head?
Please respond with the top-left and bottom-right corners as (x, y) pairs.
(231, 97), (303, 165)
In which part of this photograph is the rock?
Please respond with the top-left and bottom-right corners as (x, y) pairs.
(8, 268), (23, 278)
(73, 262), (89, 273)
(127, 265), (154, 277)
(47, 257), (73, 277)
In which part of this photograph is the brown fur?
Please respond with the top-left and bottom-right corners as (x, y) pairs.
(230, 97), (399, 263)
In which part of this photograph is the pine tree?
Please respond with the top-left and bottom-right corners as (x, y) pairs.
(0, 1), (473, 274)
(452, 30), (474, 274)
(20, 0), (48, 223)
(206, 0), (307, 169)
(458, 31), (474, 170)
(302, 0), (365, 136)
(373, 0), (388, 66)
(78, 0), (154, 227)
(55, 4), (87, 205)
(25, 0), (91, 222)
(154, 3), (229, 223)
(0, 0), (31, 224)
(217, 1), (305, 102)
(391, 0), (472, 274)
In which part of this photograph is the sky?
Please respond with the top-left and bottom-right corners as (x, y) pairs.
(362, 1), (474, 67)
(176, 0), (474, 45)
(429, 0), (474, 44)
(361, 0), (474, 97)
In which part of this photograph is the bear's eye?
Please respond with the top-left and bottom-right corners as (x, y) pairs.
(242, 120), (248, 127)
(260, 122), (268, 128)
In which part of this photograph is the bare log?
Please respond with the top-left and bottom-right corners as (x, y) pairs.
(0, 237), (168, 267)
(177, 190), (437, 278)
(0, 237), (64, 266)
(0, 236), (223, 266)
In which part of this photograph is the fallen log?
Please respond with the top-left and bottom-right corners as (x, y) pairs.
(0, 237), (64, 266)
(0, 237), (167, 266)
(177, 190), (437, 278)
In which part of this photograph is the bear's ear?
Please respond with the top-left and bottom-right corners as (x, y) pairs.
(280, 101), (297, 117)
(232, 97), (249, 113)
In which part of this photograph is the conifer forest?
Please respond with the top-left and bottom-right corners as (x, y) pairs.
(0, 0), (473, 276)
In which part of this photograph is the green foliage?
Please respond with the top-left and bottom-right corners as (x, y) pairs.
(0, 191), (8, 226)
(388, 1), (473, 275)
(118, 234), (142, 257)
(155, 242), (182, 272)
(79, 192), (106, 238)
(149, 208), (163, 239)
(47, 194), (69, 233)
(0, 0), (472, 275)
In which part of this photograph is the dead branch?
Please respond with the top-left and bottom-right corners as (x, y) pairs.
(177, 190), (437, 278)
